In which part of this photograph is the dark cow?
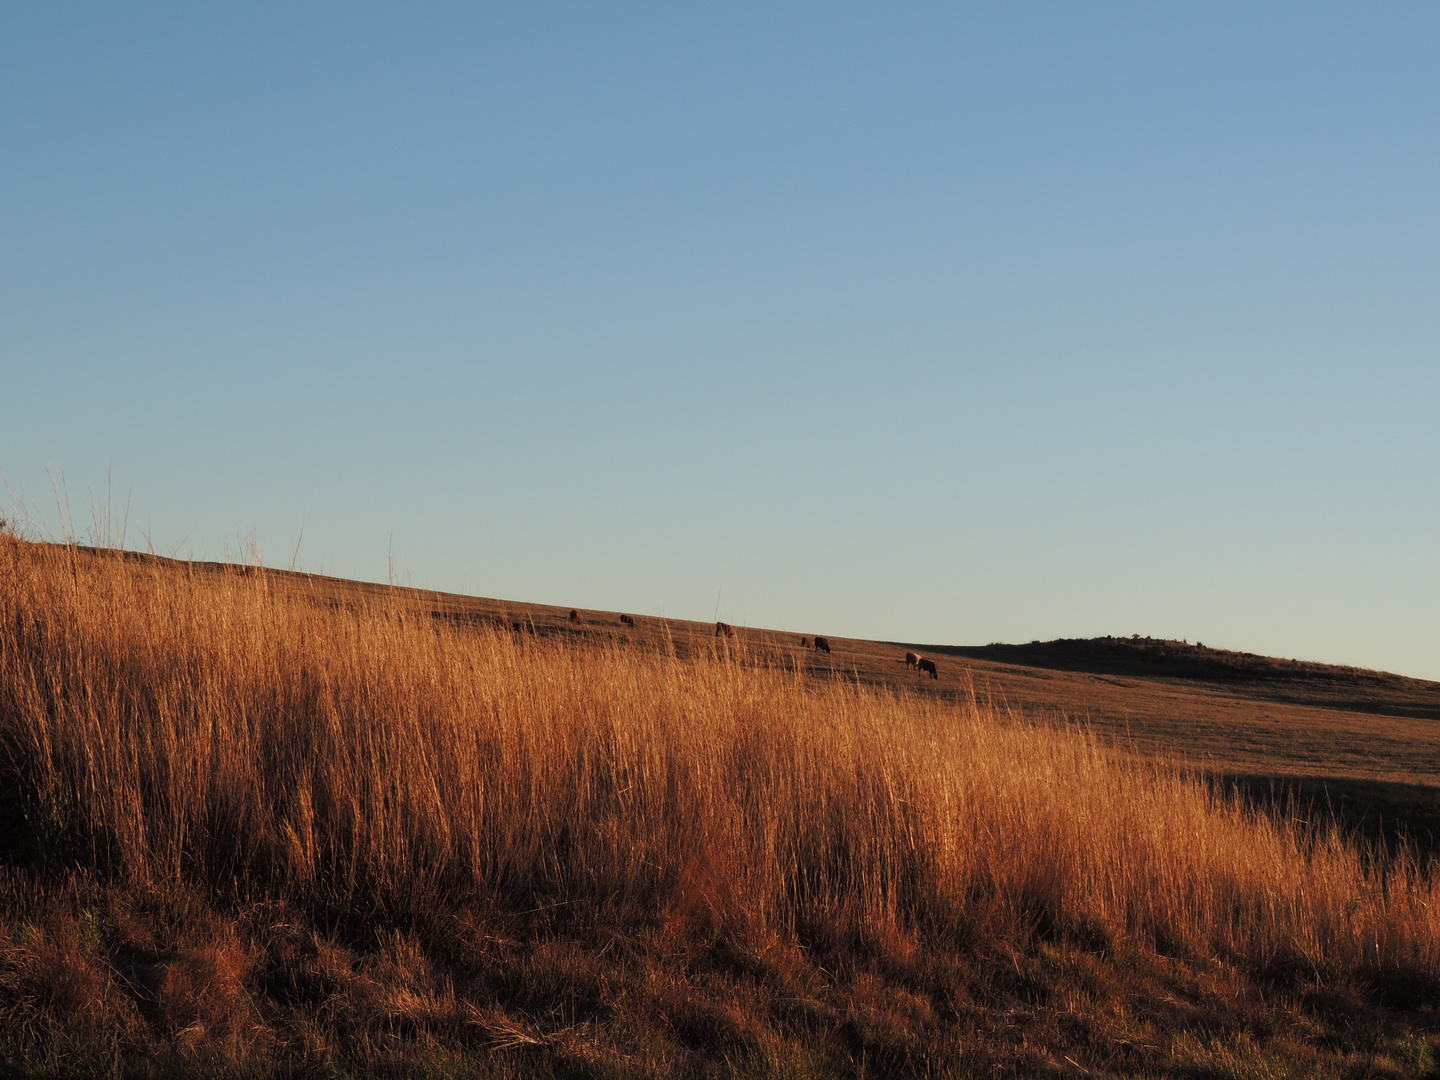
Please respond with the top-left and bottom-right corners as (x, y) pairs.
(620, 613), (635, 626)
(715, 621), (735, 638)
(800, 636), (810, 648)
(813, 636), (831, 653)
(569, 609), (580, 624)
(905, 650), (920, 669)
(917, 657), (938, 680)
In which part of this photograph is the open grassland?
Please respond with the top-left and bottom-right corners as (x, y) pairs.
(2, 538), (1439, 1077)
(165, 549), (1440, 858)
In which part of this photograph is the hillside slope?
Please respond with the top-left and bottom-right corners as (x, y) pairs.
(5, 541), (1438, 1078)
(106, 546), (1440, 848)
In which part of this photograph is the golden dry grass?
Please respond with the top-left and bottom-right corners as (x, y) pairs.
(8, 538), (1440, 1077)
(2, 535), (1437, 985)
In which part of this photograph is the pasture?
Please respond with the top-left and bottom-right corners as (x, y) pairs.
(246, 555), (1440, 852)
(2, 537), (1439, 1078)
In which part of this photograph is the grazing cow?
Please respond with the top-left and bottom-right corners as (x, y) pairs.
(813, 636), (831, 653)
(800, 636), (810, 648)
(917, 657), (938, 680)
(569, 609), (580, 623)
(715, 621), (735, 638)
(620, 613), (635, 625)
(905, 651), (920, 669)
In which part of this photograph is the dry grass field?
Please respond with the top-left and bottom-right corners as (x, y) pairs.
(2, 537), (1439, 1078)
(235, 555), (1440, 858)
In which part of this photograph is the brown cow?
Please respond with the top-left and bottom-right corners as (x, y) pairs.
(569, 609), (580, 623)
(813, 636), (831, 653)
(620, 613), (635, 625)
(800, 636), (810, 648)
(715, 621), (735, 638)
(917, 657), (938, 679)
(905, 651), (920, 669)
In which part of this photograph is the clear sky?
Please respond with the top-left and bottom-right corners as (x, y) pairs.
(3, 5), (1437, 678)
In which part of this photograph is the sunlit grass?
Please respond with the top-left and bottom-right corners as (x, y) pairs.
(3, 534), (1435, 988)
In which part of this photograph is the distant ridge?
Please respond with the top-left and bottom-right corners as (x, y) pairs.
(930, 635), (1419, 688)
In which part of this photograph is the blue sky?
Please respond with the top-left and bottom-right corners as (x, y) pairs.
(3, 5), (1438, 677)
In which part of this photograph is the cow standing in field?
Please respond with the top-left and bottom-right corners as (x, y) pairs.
(715, 621), (735, 638)
(813, 636), (831, 653)
(800, 636), (810, 648)
(569, 609), (580, 624)
(905, 651), (920, 669)
(620, 614), (635, 626)
(917, 657), (938, 679)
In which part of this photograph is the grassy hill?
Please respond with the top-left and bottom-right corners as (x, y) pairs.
(2, 538), (1439, 1078)
(128, 546), (1440, 857)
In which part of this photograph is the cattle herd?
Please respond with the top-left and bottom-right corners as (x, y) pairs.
(531, 611), (939, 679)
